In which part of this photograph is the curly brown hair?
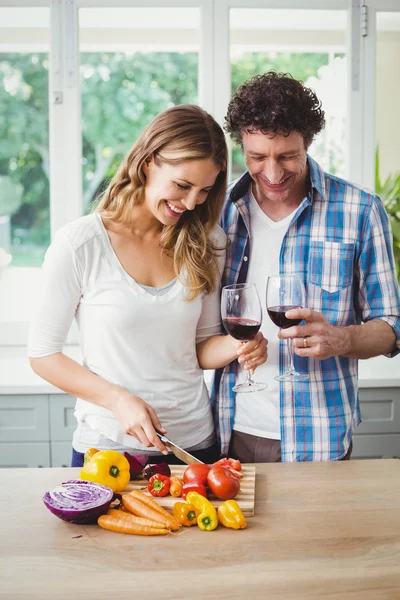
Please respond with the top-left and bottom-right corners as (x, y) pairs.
(225, 71), (325, 148)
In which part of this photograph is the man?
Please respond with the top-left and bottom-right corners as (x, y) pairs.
(212, 71), (400, 463)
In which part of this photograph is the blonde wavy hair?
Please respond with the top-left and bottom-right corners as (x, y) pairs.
(95, 104), (228, 300)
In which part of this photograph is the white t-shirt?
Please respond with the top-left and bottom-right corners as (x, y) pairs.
(233, 188), (295, 440)
(28, 214), (226, 453)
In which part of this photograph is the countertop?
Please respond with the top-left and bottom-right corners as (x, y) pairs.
(1, 460), (399, 599)
(0, 348), (399, 395)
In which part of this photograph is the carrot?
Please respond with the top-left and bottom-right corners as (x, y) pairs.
(127, 489), (180, 520)
(106, 508), (169, 530)
(98, 510), (169, 535)
(122, 494), (180, 531)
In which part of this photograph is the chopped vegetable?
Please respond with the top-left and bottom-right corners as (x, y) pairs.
(173, 502), (200, 526)
(217, 500), (247, 530)
(148, 473), (170, 497)
(142, 462), (171, 480)
(212, 458), (243, 478)
(122, 491), (180, 531)
(42, 479), (118, 524)
(80, 450), (130, 492)
(185, 491), (218, 531)
(98, 509), (169, 535)
(169, 475), (183, 497)
(124, 453), (149, 478)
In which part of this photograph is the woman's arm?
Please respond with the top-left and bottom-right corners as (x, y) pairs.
(196, 331), (267, 370)
(30, 353), (168, 453)
(28, 228), (167, 453)
(195, 226), (267, 370)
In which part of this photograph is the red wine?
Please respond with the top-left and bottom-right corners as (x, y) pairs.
(267, 305), (303, 329)
(222, 317), (261, 341)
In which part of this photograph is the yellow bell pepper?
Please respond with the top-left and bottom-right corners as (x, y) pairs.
(80, 450), (130, 492)
(186, 491), (218, 531)
(217, 499), (247, 530)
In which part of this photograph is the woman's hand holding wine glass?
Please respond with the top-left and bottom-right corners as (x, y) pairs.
(222, 283), (268, 392)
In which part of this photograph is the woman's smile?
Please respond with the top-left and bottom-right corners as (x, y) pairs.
(165, 200), (186, 217)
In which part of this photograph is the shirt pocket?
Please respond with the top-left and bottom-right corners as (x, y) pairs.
(308, 241), (355, 293)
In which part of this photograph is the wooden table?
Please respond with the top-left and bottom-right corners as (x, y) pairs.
(1, 460), (400, 600)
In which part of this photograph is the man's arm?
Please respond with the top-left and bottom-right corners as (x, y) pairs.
(279, 308), (397, 360)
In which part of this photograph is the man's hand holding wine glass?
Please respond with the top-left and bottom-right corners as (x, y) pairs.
(278, 307), (353, 360)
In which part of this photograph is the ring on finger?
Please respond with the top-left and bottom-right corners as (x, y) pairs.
(303, 337), (309, 349)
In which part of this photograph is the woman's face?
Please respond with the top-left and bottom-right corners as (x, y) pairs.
(142, 156), (220, 226)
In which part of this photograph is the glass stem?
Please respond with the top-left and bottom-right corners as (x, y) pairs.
(287, 338), (295, 374)
(245, 369), (254, 385)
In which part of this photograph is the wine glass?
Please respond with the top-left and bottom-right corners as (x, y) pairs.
(266, 275), (309, 382)
(221, 283), (267, 393)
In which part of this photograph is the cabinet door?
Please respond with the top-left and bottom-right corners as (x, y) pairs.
(0, 442), (50, 467)
(358, 388), (400, 434)
(352, 434), (400, 459)
(0, 395), (49, 442)
(50, 441), (73, 468)
(49, 394), (76, 441)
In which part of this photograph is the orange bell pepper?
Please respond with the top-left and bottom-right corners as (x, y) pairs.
(173, 502), (200, 526)
(83, 447), (99, 464)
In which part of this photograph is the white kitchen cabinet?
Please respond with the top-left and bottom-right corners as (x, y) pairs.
(49, 394), (76, 441)
(50, 441), (73, 468)
(0, 395), (49, 442)
(0, 388), (399, 465)
(0, 394), (76, 467)
(352, 388), (400, 458)
(0, 442), (50, 468)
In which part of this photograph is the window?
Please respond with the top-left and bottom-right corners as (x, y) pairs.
(0, 0), (398, 346)
(78, 7), (200, 210)
(0, 8), (50, 268)
(229, 8), (347, 179)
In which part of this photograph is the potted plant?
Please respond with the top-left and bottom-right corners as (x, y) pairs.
(376, 150), (400, 282)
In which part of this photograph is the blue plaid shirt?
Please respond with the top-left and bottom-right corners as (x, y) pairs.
(211, 155), (400, 461)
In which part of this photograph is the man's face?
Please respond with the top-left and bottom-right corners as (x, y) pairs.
(242, 129), (308, 205)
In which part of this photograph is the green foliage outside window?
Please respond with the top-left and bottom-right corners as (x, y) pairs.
(230, 52), (331, 179)
(3, 49), (398, 281)
(376, 149), (400, 282)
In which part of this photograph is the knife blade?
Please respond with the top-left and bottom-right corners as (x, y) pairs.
(155, 432), (204, 465)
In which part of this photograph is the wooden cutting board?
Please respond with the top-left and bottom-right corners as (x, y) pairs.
(124, 464), (256, 517)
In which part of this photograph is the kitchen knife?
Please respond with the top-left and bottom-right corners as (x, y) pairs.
(155, 432), (204, 465)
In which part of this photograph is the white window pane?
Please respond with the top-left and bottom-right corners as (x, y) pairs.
(376, 12), (400, 180)
(229, 8), (347, 180)
(375, 11), (400, 281)
(79, 7), (200, 210)
(0, 7), (50, 272)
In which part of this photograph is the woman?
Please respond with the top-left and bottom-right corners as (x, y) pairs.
(28, 105), (267, 467)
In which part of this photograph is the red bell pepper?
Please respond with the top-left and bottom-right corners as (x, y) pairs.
(182, 481), (208, 500)
(148, 473), (171, 497)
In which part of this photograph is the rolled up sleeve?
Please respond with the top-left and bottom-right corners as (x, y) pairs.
(358, 196), (400, 356)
